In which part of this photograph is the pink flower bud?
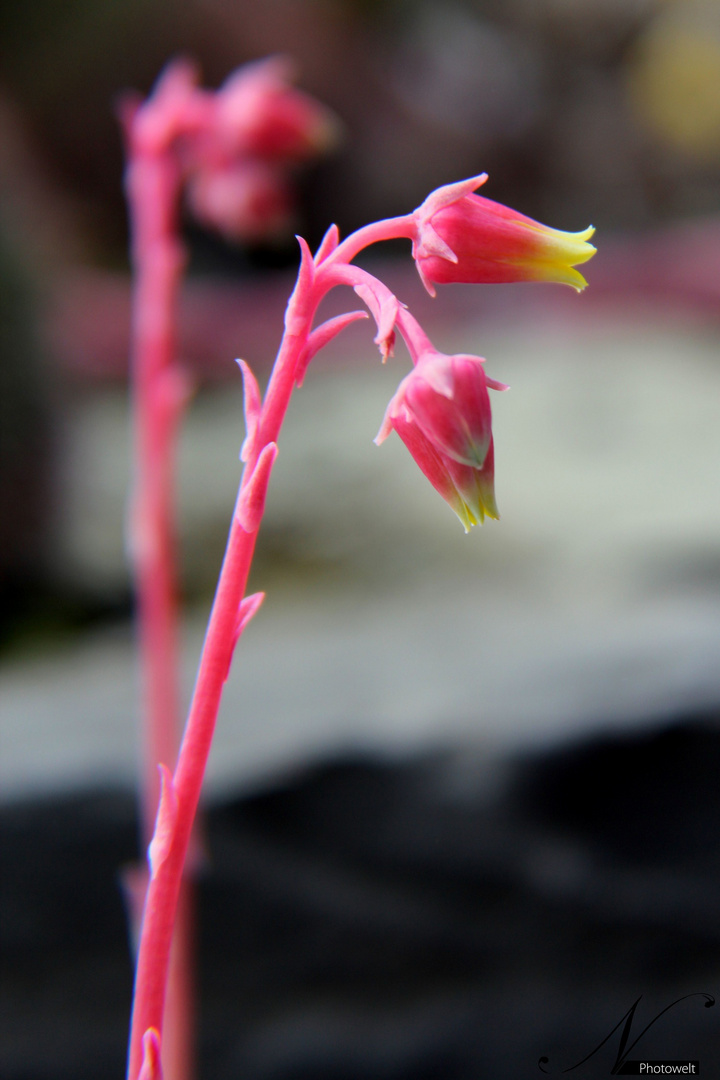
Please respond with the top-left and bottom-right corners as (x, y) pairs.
(412, 175), (596, 296)
(214, 57), (340, 162)
(376, 348), (504, 530)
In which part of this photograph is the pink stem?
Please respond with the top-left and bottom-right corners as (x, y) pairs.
(126, 139), (194, 1080)
(127, 146), (185, 841)
(395, 307), (436, 363)
(126, 223), (414, 1080)
(324, 213), (416, 267)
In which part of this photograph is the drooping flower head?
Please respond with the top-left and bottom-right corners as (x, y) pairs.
(376, 347), (507, 531)
(412, 174), (596, 296)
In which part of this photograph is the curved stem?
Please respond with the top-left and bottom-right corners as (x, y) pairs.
(325, 213), (416, 267)
(127, 213), (416, 1080)
(394, 307), (436, 362)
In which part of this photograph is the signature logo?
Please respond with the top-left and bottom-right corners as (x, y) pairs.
(538, 993), (715, 1075)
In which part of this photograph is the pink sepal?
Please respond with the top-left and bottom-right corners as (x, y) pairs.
(296, 310), (368, 387)
(236, 442), (278, 533)
(374, 376), (406, 445)
(284, 237), (315, 336)
(236, 359), (262, 462)
(352, 283), (399, 361)
(315, 223), (340, 263)
(416, 173), (489, 221)
(147, 764), (179, 879)
(411, 174), (489, 295)
(486, 375), (510, 392)
(138, 1027), (163, 1080)
(224, 591), (265, 682)
(412, 175), (488, 266)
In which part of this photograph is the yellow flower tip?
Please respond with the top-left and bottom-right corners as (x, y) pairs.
(558, 265), (591, 292)
(508, 221), (597, 291)
(455, 495), (499, 530)
(454, 502), (474, 532)
(520, 220), (597, 261)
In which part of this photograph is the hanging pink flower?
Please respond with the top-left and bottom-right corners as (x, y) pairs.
(411, 174), (596, 296)
(375, 348), (507, 530)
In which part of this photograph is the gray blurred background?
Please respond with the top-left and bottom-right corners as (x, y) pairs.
(1, 1), (720, 1078)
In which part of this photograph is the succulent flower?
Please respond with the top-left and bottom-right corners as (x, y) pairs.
(411, 174), (596, 296)
(376, 348), (507, 530)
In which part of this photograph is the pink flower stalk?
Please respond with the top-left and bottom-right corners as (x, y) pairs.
(411, 174), (596, 296)
(125, 166), (595, 1080)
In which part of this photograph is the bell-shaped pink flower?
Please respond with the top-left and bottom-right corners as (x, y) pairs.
(376, 348), (505, 530)
(412, 175), (596, 296)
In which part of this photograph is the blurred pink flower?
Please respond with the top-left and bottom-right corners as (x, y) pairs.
(125, 56), (338, 244)
(183, 57), (339, 241)
(412, 174), (596, 296)
(209, 56), (340, 162)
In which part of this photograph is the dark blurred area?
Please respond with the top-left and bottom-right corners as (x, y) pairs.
(2, 2), (720, 1078)
(4, 716), (720, 1078)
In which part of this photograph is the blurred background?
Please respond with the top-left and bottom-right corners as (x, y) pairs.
(2, 0), (720, 1077)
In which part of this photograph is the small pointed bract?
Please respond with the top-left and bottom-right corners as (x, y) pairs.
(138, 1027), (163, 1080)
(352, 282), (400, 361)
(236, 442), (278, 533)
(148, 764), (179, 879)
(237, 359), (262, 462)
(223, 591), (266, 682)
(284, 236), (316, 335)
(314, 223), (340, 263)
